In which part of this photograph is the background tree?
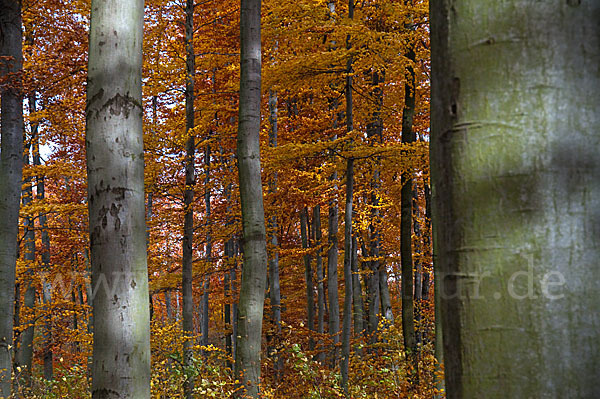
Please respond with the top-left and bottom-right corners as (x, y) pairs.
(431, 0), (600, 397)
(86, 0), (151, 397)
(182, 0), (196, 396)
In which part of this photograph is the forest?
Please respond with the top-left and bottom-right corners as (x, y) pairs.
(0, 0), (598, 398)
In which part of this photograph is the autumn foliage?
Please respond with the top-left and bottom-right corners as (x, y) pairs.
(11, 0), (437, 397)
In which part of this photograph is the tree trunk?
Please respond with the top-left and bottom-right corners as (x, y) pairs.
(327, 195), (340, 364)
(267, 88), (282, 375)
(201, 142), (211, 350)
(379, 265), (393, 324)
(313, 206), (325, 363)
(223, 167), (235, 369)
(35, 141), (53, 381)
(234, 0), (267, 395)
(341, 16), (355, 392)
(86, 0), (150, 397)
(300, 207), (315, 350)
(182, 0), (196, 396)
(231, 241), (239, 363)
(15, 123), (35, 386)
(224, 236), (234, 370)
(165, 291), (173, 322)
(413, 191), (423, 347)
(351, 236), (364, 336)
(362, 239), (379, 339)
(0, 1), (24, 395)
(401, 46), (417, 363)
(430, 1), (600, 397)
(340, 159), (354, 397)
(366, 69), (385, 338)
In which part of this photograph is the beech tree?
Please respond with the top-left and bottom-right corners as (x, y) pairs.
(234, 0), (268, 396)
(86, 0), (150, 397)
(431, 0), (600, 397)
(0, 0), (23, 396)
(182, 0), (196, 396)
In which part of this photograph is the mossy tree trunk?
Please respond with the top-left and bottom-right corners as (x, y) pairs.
(430, 0), (600, 397)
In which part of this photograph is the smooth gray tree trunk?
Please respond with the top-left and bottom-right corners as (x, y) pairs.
(430, 1), (600, 397)
(86, 0), (150, 396)
(0, 1), (23, 395)
(234, 0), (268, 396)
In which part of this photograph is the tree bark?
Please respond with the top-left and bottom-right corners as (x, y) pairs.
(32, 127), (54, 382)
(0, 1), (24, 394)
(340, 159), (354, 397)
(341, 14), (355, 392)
(401, 46), (417, 362)
(327, 193), (340, 364)
(366, 69), (385, 338)
(430, 1), (600, 397)
(201, 142), (211, 351)
(15, 123), (35, 386)
(313, 206), (325, 362)
(234, 0), (267, 396)
(351, 236), (364, 336)
(300, 207), (315, 350)
(182, 0), (196, 396)
(86, 0), (150, 396)
(267, 89), (282, 374)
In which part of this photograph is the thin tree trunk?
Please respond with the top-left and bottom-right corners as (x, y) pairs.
(300, 207), (315, 351)
(86, 0), (150, 396)
(231, 240), (239, 363)
(379, 265), (393, 323)
(83, 249), (93, 378)
(0, 1), (24, 394)
(325, 0), (341, 368)
(327, 196), (340, 365)
(351, 236), (364, 336)
(182, 0), (196, 396)
(401, 45), (417, 365)
(165, 291), (173, 322)
(413, 191), (423, 347)
(33, 130), (53, 382)
(341, 13), (355, 392)
(201, 142), (211, 350)
(223, 162), (235, 369)
(234, 0), (267, 395)
(366, 68), (385, 338)
(15, 128), (35, 386)
(340, 160), (354, 397)
(362, 239), (379, 339)
(224, 236), (234, 370)
(313, 206), (325, 363)
(267, 89), (283, 375)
